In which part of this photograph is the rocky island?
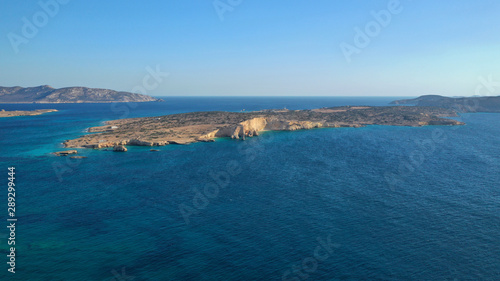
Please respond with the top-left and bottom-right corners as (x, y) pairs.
(63, 106), (463, 150)
(391, 95), (500, 113)
(0, 109), (58, 118)
(0, 85), (162, 103)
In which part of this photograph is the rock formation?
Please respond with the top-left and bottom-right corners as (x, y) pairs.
(0, 85), (162, 103)
(53, 150), (78, 156)
(113, 145), (127, 152)
(62, 106), (464, 150)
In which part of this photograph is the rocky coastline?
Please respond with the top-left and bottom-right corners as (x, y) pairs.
(0, 85), (162, 103)
(62, 106), (464, 151)
(0, 109), (58, 118)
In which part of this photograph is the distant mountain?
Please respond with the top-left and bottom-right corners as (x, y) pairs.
(0, 85), (163, 103)
(391, 95), (500, 113)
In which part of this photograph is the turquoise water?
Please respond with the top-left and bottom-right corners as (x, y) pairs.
(0, 97), (499, 280)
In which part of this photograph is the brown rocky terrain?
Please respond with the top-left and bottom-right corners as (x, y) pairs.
(0, 109), (57, 117)
(63, 106), (464, 150)
(0, 85), (162, 103)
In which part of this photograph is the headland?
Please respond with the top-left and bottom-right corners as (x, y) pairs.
(63, 106), (463, 150)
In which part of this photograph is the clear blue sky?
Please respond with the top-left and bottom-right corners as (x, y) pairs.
(1, 0), (499, 96)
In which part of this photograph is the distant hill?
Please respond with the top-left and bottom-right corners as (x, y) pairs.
(391, 95), (500, 113)
(0, 85), (163, 103)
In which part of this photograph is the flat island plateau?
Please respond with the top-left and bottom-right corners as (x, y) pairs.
(63, 106), (463, 151)
(0, 109), (57, 118)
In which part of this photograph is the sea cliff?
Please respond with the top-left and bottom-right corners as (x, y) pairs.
(63, 106), (464, 150)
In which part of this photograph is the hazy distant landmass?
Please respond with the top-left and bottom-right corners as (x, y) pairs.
(391, 95), (500, 113)
(63, 106), (463, 150)
(0, 85), (162, 103)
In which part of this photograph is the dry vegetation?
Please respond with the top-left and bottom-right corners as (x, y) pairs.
(0, 109), (57, 118)
(64, 106), (464, 149)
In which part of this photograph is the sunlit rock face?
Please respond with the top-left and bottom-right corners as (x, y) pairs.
(0, 85), (161, 103)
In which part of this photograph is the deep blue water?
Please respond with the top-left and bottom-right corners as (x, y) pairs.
(0, 97), (499, 280)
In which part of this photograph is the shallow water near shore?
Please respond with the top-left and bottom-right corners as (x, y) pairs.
(0, 97), (499, 280)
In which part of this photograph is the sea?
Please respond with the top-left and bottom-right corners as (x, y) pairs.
(0, 97), (498, 281)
